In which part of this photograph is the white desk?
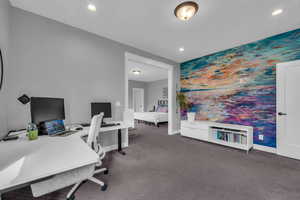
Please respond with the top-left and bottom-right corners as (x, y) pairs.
(0, 130), (99, 199)
(100, 122), (130, 155)
(78, 121), (129, 155)
(0, 121), (130, 199)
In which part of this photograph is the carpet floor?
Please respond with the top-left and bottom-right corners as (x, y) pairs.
(3, 123), (300, 200)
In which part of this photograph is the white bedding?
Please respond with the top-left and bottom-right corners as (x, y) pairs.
(134, 112), (168, 125)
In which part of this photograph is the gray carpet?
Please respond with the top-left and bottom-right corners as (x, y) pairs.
(4, 123), (300, 200)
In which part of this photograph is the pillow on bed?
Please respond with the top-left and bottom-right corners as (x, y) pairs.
(156, 105), (168, 113)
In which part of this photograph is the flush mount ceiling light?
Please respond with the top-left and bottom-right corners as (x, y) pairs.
(272, 9), (283, 16)
(132, 70), (141, 75)
(88, 3), (97, 12)
(174, 1), (199, 21)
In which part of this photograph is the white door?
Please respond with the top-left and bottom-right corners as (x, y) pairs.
(277, 60), (300, 160)
(133, 88), (144, 112)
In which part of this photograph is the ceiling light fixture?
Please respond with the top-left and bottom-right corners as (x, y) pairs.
(174, 1), (199, 21)
(88, 3), (97, 12)
(272, 9), (283, 16)
(132, 70), (141, 75)
(179, 47), (185, 52)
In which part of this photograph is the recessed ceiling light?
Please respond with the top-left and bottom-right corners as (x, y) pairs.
(88, 3), (97, 12)
(179, 47), (185, 52)
(132, 70), (141, 75)
(174, 1), (199, 21)
(272, 9), (283, 16)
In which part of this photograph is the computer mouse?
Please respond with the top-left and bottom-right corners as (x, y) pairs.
(75, 127), (83, 131)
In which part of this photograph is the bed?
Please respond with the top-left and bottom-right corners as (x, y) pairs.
(134, 100), (168, 127)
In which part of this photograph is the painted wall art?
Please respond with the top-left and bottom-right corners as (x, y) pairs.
(180, 28), (300, 148)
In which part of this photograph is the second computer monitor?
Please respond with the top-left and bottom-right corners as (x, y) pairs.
(91, 102), (112, 118)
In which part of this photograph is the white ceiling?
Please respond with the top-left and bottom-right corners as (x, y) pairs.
(128, 60), (168, 82)
(9, 0), (300, 63)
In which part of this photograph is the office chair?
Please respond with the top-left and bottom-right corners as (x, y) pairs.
(67, 113), (108, 200)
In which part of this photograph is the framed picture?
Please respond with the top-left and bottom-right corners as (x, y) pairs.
(0, 49), (3, 91)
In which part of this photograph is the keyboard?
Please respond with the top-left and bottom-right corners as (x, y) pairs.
(52, 130), (78, 137)
(101, 123), (119, 127)
(80, 123), (90, 127)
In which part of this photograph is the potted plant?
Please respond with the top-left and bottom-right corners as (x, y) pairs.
(176, 92), (195, 122)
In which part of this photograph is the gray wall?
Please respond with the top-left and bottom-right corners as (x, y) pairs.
(0, 0), (11, 138)
(6, 8), (179, 145)
(128, 80), (147, 111)
(146, 79), (168, 111)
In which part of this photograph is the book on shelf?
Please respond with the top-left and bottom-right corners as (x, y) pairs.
(212, 127), (247, 145)
(241, 136), (247, 145)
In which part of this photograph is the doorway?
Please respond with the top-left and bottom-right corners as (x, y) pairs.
(125, 52), (175, 135)
(277, 60), (300, 160)
(133, 88), (144, 112)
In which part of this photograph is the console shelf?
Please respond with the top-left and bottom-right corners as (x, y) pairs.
(181, 120), (253, 153)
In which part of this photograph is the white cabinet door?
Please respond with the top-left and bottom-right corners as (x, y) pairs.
(181, 127), (209, 141)
(277, 60), (300, 160)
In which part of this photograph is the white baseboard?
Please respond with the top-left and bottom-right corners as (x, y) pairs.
(104, 143), (128, 152)
(168, 130), (180, 135)
(253, 144), (277, 154)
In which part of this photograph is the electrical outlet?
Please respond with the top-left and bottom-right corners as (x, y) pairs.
(259, 134), (264, 141)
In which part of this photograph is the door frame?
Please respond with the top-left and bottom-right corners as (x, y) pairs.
(125, 52), (175, 135)
(132, 88), (144, 112)
(277, 60), (300, 158)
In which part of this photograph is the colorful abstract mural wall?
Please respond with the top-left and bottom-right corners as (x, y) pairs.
(180, 28), (300, 148)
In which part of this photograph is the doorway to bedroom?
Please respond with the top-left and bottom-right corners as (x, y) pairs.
(125, 53), (174, 135)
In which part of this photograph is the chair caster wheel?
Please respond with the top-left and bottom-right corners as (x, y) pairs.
(67, 195), (75, 200)
(104, 169), (109, 175)
(101, 184), (108, 191)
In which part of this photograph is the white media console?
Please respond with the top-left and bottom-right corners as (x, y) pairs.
(181, 120), (253, 153)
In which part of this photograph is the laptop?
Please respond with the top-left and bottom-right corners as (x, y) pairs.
(44, 119), (76, 136)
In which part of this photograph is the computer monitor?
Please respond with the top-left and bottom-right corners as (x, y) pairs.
(30, 97), (65, 125)
(91, 102), (112, 118)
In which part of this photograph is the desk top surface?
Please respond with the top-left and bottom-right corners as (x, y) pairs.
(77, 121), (129, 137)
(0, 131), (98, 191)
(0, 121), (129, 191)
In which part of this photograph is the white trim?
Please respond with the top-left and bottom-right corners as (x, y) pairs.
(167, 67), (175, 135)
(277, 59), (300, 67)
(172, 130), (180, 135)
(124, 55), (130, 147)
(253, 144), (277, 154)
(104, 143), (128, 153)
(125, 52), (175, 136)
(125, 52), (173, 70)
